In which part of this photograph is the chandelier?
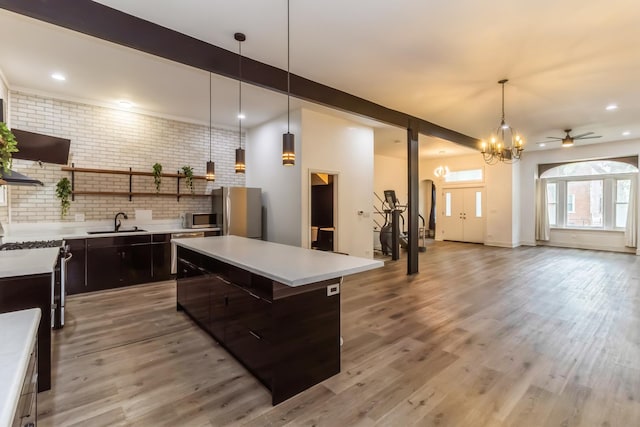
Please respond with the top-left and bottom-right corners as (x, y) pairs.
(481, 79), (524, 164)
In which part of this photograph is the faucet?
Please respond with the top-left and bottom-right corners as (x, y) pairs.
(114, 212), (128, 232)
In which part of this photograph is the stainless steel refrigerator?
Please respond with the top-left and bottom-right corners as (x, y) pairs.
(212, 187), (262, 238)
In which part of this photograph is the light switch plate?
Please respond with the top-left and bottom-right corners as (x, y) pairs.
(327, 283), (340, 296)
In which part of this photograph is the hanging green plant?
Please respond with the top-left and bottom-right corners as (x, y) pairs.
(152, 162), (162, 192)
(181, 165), (194, 193)
(0, 122), (19, 174)
(55, 177), (72, 218)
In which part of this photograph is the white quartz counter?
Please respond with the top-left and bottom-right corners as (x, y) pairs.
(0, 247), (60, 279)
(0, 308), (41, 427)
(1, 223), (220, 242)
(173, 235), (383, 287)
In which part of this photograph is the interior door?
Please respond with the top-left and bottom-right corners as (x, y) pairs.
(440, 188), (484, 243)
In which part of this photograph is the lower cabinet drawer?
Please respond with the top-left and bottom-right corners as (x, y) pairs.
(225, 322), (272, 387)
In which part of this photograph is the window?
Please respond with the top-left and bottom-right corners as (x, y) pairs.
(616, 179), (631, 228)
(566, 180), (602, 227)
(444, 168), (483, 183)
(567, 194), (576, 214)
(445, 192), (451, 216)
(541, 159), (637, 231)
(475, 191), (482, 217)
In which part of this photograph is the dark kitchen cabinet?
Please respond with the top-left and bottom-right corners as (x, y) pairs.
(87, 235), (152, 291)
(176, 246), (340, 405)
(151, 233), (171, 281)
(66, 238), (86, 295)
(0, 273), (52, 392)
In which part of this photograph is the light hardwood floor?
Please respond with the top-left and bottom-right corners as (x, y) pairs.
(38, 241), (640, 426)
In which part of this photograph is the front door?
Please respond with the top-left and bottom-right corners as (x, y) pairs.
(440, 187), (485, 243)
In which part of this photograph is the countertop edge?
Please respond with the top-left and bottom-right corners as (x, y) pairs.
(174, 237), (384, 287)
(0, 308), (41, 427)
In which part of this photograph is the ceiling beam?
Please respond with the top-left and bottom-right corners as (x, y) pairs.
(0, 0), (480, 149)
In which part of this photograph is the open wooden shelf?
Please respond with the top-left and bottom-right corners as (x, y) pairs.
(61, 166), (208, 180)
(72, 191), (210, 198)
(62, 164), (211, 202)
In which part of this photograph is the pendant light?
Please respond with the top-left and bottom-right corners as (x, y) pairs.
(282, 0), (295, 166)
(235, 32), (246, 174)
(206, 72), (215, 181)
(481, 79), (524, 165)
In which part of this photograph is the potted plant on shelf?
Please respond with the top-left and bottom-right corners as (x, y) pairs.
(152, 162), (162, 192)
(181, 165), (194, 194)
(55, 177), (71, 218)
(0, 122), (19, 173)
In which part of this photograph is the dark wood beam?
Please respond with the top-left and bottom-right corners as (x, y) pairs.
(407, 125), (419, 275)
(0, 0), (480, 148)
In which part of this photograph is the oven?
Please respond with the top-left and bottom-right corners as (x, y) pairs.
(0, 240), (71, 329)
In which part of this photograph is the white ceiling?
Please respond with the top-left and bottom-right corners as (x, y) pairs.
(1, 1), (639, 159)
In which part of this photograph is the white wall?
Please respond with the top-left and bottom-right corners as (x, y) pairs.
(300, 109), (374, 258)
(246, 110), (302, 246)
(519, 138), (640, 252)
(374, 154), (407, 204)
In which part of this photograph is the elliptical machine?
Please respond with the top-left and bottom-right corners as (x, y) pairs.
(379, 190), (426, 260)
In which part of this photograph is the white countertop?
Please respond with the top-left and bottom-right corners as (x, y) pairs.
(173, 235), (383, 287)
(0, 247), (60, 279)
(1, 222), (220, 242)
(0, 308), (41, 427)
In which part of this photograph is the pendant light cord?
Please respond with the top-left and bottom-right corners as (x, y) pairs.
(209, 73), (212, 161)
(287, 0), (291, 133)
(238, 38), (242, 149)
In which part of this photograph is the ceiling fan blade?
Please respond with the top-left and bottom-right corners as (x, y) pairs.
(575, 135), (602, 140)
(546, 136), (563, 140)
(571, 132), (594, 139)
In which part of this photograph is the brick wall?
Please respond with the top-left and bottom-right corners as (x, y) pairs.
(2, 91), (245, 223)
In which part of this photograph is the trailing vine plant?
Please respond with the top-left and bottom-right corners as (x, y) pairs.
(55, 177), (72, 218)
(181, 165), (194, 193)
(0, 122), (19, 173)
(152, 162), (163, 192)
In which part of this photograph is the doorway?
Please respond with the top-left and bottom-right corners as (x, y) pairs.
(440, 187), (485, 243)
(310, 172), (338, 251)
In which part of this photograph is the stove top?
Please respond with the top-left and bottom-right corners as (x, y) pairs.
(0, 240), (64, 251)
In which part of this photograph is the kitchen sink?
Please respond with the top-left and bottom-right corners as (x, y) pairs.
(87, 227), (146, 235)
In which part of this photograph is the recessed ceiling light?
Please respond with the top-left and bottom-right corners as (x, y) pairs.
(438, 150), (446, 155)
(238, 113), (246, 119)
(622, 131), (631, 136)
(538, 143), (546, 147)
(606, 104), (618, 111)
(118, 100), (133, 108)
(51, 73), (66, 81)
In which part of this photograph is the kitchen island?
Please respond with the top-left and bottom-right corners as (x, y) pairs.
(173, 235), (383, 405)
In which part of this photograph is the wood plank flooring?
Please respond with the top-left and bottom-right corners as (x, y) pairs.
(38, 241), (640, 426)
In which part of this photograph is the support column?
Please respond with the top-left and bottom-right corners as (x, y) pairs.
(407, 125), (419, 275)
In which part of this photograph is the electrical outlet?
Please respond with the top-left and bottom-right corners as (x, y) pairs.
(327, 283), (340, 296)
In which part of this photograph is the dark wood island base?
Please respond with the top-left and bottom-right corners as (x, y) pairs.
(176, 246), (341, 405)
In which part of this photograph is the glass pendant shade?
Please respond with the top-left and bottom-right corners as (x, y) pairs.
(282, 132), (295, 166)
(235, 148), (246, 173)
(206, 161), (215, 181)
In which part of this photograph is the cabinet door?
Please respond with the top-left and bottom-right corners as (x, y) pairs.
(124, 243), (153, 285)
(225, 285), (273, 386)
(209, 275), (230, 341)
(65, 238), (86, 295)
(151, 234), (171, 281)
(86, 246), (122, 291)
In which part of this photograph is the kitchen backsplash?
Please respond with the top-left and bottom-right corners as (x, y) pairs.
(1, 91), (245, 223)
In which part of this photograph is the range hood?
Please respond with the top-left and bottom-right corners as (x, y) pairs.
(0, 169), (44, 186)
(0, 128), (69, 186)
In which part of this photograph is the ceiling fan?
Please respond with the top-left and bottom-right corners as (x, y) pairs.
(544, 129), (602, 147)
